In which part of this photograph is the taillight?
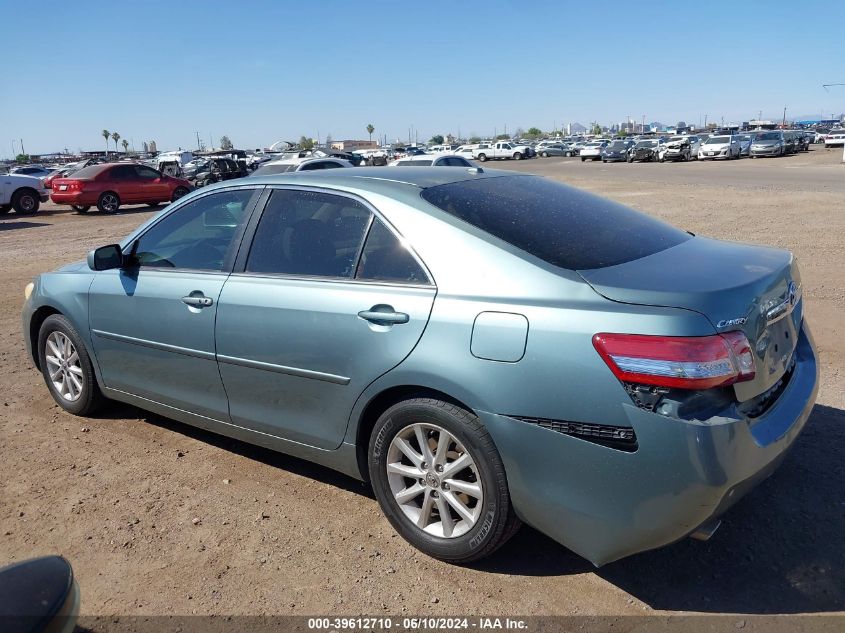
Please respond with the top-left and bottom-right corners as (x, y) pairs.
(592, 332), (755, 390)
(66, 180), (83, 191)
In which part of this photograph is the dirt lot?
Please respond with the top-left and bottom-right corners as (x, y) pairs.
(1, 148), (843, 618)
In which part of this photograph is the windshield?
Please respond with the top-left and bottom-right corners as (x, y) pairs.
(420, 176), (690, 270)
(608, 141), (627, 149)
(705, 136), (730, 144)
(251, 164), (299, 176)
(635, 141), (657, 148)
(755, 132), (780, 141)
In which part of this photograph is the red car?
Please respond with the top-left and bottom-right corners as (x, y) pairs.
(50, 163), (192, 213)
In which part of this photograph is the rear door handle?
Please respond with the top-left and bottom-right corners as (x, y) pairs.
(182, 294), (213, 308)
(358, 306), (409, 325)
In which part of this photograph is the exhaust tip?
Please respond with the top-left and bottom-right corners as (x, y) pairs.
(690, 519), (722, 541)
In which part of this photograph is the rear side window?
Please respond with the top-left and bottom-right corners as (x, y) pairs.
(246, 189), (371, 278)
(356, 219), (430, 285)
(420, 176), (690, 270)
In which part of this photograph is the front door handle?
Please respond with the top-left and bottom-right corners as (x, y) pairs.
(358, 305), (409, 325)
(181, 294), (213, 308)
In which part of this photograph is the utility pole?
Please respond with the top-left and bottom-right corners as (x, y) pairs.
(20, 139), (25, 156)
(196, 132), (201, 150)
(782, 106), (787, 127)
(10, 139), (16, 159)
(642, 115), (645, 133)
(704, 114), (708, 128)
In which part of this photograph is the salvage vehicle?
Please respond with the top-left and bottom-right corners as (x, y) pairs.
(698, 135), (741, 160)
(1, 172), (49, 214)
(389, 155), (474, 167)
(750, 131), (786, 158)
(187, 158), (247, 189)
(23, 168), (817, 566)
(580, 140), (609, 162)
(601, 139), (634, 162)
(50, 163), (191, 213)
(250, 157), (354, 176)
(627, 139), (665, 162)
(662, 136), (695, 162)
(472, 141), (531, 161)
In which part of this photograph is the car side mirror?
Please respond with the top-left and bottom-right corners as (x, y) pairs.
(88, 244), (123, 271)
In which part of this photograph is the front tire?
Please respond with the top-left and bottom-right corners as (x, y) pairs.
(71, 205), (90, 214)
(97, 192), (120, 214)
(512, 152), (522, 160)
(369, 398), (520, 563)
(38, 314), (104, 416)
(12, 189), (40, 214)
(171, 186), (190, 203)
(476, 154), (487, 162)
(541, 151), (548, 158)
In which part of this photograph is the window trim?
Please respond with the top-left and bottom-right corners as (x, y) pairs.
(231, 184), (435, 288)
(119, 185), (265, 275)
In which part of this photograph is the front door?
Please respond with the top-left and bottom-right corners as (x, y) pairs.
(215, 188), (435, 449)
(88, 187), (259, 419)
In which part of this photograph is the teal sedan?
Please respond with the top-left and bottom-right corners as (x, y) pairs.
(22, 168), (818, 565)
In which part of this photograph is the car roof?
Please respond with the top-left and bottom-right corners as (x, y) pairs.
(228, 166), (515, 194)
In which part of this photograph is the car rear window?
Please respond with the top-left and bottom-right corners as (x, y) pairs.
(66, 165), (108, 179)
(420, 176), (690, 270)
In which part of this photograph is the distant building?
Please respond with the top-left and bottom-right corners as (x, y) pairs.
(149, 141), (157, 153)
(330, 139), (378, 151)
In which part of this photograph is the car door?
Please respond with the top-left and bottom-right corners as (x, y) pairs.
(134, 165), (170, 201)
(215, 187), (436, 450)
(88, 187), (260, 420)
(105, 164), (139, 202)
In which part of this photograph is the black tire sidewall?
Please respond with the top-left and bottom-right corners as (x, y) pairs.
(368, 399), (512, 563)
(171, 187), (189, 202)
(37, 314), (101, 416)
(13, 190), (39, 214)
(97, 192), (120, 213)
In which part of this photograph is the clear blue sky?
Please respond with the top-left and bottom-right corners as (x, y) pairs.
(2, 0), (843, 156)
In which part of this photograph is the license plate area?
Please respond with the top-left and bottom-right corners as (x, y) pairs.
(59, 185), (68, 191)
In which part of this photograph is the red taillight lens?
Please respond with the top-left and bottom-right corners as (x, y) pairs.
(592, 332), (756, 390)
(66, 180), (83, 191)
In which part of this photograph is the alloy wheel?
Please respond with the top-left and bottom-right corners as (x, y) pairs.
(386, 423), (483, 538)
(101, 194), (119, 212)
(44, 331), (84, 402)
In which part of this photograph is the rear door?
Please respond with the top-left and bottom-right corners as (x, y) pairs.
(215, 187), (435, 449)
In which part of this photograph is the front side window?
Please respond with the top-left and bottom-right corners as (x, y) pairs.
(135, 165), (160, 179)
(132, 189), (255, 271)
(246, 189), (372, 278)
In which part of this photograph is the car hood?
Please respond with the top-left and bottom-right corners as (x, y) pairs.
(55, 260), (88, 273)
(577, 236), (801, 401)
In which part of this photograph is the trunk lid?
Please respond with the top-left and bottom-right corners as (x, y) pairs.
(578, 236), (803, 401)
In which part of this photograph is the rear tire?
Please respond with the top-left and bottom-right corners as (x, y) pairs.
(476, 154), (487, 162)
(97, 192), (120, 214)
(581, 157), (586, 162)
(12, 189), (39, 214)
(368, 398), (520, 564)
(541, 151), (548, 158)
(37, 314), (104, 416)
(512, 152), (522, 160)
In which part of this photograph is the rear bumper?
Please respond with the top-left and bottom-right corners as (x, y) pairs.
(480, 322), (818, 566)
(51, 192), (95, 205)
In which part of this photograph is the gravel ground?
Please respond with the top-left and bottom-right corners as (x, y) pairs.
(1, 148), (843, 618)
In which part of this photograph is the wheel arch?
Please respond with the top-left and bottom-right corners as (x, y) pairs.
(353, 384), (476, 482)
(29, 305), (63, 369)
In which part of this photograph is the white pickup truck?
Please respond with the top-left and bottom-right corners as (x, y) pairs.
(472, 141), (531, 161)
(1, 172), (50, 214)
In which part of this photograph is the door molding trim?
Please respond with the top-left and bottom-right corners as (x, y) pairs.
(91, 329), (216, 361)
(216, 354), (351, 385)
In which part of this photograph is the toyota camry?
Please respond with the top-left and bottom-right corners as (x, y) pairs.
(22, 167), (818, 566)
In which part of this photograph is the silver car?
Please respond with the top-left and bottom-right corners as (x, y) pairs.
(22, 168), (818, 566)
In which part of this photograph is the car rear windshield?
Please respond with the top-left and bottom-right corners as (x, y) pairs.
(420, 176), (690, 270)
(66, 165), (108, 179)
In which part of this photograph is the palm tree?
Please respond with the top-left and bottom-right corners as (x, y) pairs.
(366, 124), (375, 142)
(111, 132), (121, 154)
(102, 129), (110, 156)
(121, 139), (129, 155)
